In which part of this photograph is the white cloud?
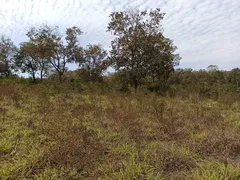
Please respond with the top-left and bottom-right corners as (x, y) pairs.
(0, 0), (239, 70)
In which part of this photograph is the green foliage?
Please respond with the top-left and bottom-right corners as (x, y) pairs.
(108, 8), (180, 90)
(167, 68), (240, 98)
(0, 36), (17, 77)
(79, 44), (108, 82)
(25, 25), (83, 82)
(14, 42), (40, 82)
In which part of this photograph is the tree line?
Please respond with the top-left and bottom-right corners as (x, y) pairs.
(0, 9), (180, 87)
(0, 8), (239, 93)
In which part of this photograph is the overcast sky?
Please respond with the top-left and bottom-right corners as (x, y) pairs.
(0, 0), (239, 70)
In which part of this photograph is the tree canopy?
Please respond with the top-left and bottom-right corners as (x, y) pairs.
(24, 25), (83, 82)
(108, 8), (180, 89)
(0, 36), (17, 76)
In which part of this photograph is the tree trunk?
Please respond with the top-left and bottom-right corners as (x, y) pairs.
(58, 72), (63, 83)
(133, 76), (138, 91)
(40, 70), (43, 82)
(32, 72), (36, 83)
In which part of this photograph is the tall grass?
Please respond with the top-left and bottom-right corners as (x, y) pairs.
(0, 82), (239, 179)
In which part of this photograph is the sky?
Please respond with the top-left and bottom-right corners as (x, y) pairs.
(0, 0), (239, 70)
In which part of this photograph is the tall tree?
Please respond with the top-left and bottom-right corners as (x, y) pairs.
(26, 25), (83, 82)
(108, 9), (180, 89)
(0, 36), (17, 76)
(26, 28), (51, 81)
(80, 44), (108, 82)
(14, 42), (39, 82)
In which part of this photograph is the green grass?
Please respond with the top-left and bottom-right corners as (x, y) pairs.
(0, 82), (240, 179)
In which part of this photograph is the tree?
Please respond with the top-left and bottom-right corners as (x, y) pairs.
(108, 9), (180, 90)
(228, 68), (240, 89)
(0, 36), (17, 76)
(80, 44), (108, 82)
(25, 28), (52, 81)
(26, 25), (83, 82)
(15, 39), (50, 82)
(14, 42), (40, 82)
(207, 65), (219, 72)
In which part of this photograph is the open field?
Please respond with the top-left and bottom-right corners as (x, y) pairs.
(0, 82), (240, 179)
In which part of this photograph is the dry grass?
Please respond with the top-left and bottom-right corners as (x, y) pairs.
(0, 82), (240, 179)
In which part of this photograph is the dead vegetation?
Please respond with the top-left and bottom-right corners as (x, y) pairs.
(0, 82), (240, 179)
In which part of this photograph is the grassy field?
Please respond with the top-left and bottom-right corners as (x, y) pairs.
(0, 82), (240, 179)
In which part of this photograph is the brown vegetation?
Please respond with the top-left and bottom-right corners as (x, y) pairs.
(0, 81), (239, 179)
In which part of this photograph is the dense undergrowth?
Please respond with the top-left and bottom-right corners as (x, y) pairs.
(0, 81), (240, 179)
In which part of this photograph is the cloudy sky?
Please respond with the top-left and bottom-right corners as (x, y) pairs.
(0, 0), (239, 70)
